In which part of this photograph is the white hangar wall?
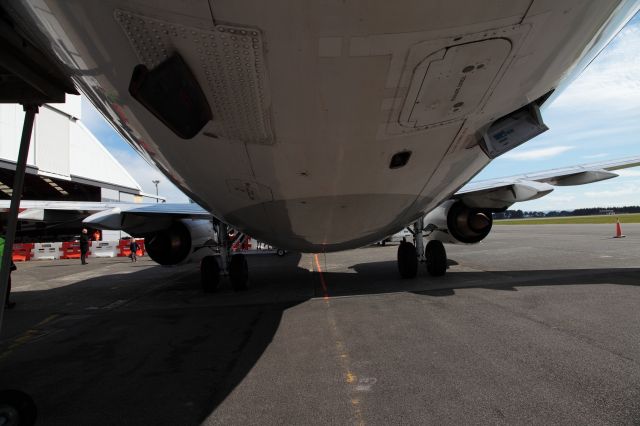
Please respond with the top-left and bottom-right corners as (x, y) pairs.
(0, 95), (161, 202)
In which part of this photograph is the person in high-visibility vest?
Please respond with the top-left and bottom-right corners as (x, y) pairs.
(0, 231), (17, 309)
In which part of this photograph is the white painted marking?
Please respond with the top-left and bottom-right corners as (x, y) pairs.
(355, 377), (377, 392)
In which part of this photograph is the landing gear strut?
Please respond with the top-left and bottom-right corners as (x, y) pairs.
(200, 223), (249, 292)
(0, 107), (40, 426)
(397, 218), (425, 279)
(397, 218), (448, 278)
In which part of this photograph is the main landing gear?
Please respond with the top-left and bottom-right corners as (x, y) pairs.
(397, 240), (418, 278)
(425, 240), (447, 277)
(397, 219), (448, 278)
(200, 223), (249, 293)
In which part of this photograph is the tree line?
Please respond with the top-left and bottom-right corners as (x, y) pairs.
(494, 206), (640, 219)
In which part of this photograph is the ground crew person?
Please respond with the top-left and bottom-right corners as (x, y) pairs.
(129, 238), (139, 262)
(80, 228), (90, 265)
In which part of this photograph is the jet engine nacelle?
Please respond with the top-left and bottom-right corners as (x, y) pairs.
(143, 219), (214, 265)
(424, 200), (493, 244)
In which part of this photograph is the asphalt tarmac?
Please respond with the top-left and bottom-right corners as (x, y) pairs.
(0, 224), (639, 425)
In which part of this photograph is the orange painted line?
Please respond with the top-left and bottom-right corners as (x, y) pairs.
(314, 254), (329, 299)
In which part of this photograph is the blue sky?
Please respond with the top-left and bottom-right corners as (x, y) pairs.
(83, 13), (640, 210)
(81, 103), (190, 202)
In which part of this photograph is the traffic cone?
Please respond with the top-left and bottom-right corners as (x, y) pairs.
(614, 218), (625, 238)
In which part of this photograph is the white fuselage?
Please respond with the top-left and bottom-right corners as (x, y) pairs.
(10, 0), (639, 251)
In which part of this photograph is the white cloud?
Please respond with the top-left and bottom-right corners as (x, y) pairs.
(541, 195), (576, 203)
(583, 153), (609, 159)
(615, 169), (640, 177)
(514, 183), (640, 210)
(585, 183), (640, 198)
(551, 22), (640, 111)
(503, 145), (574, 160)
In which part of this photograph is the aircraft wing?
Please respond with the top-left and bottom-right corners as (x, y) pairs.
(455, 156), (640, 209)
(0, 200), (211, 222)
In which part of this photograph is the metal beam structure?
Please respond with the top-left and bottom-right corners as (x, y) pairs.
(0, 104), (38, 331)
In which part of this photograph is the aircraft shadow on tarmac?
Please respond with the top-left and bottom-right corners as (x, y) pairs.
(0, 255), (312, 425)
(0, 252), (638, 424)
(344, 259), (640, 297)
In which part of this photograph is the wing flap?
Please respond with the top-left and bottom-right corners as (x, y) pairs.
(460, 181), (554, 208)
(455, 155), (640, 210)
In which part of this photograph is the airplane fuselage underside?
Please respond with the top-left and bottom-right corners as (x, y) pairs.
(9, 0), (638, 251)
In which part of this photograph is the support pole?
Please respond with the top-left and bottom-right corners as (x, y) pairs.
(217, 222), (229, 275)
(413, 217), (425, 262)
(0, 104), (38, 332)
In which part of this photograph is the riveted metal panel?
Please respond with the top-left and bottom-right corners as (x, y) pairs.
(114, 10), (273, 145)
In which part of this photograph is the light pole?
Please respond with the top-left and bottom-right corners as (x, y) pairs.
(152, 179), (160, 203)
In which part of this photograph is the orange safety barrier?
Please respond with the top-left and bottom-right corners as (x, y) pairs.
(117, 239), (128, 257)
(60, 241), (90, 259)
(136, 240), (145, 256)
(12, 243), (34, 262)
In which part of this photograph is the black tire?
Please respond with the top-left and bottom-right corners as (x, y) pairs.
(229, 254), (249, 291)
(276, 249), (286, 257)
(201, 256), (220, 293)
(425, 240), (447, 277)
(397, 241), (418, 279)
(0, 389), (37, 426)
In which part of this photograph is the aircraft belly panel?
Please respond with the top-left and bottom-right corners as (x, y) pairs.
(401, 39), (512, 128)
(225, 193), (419, 252)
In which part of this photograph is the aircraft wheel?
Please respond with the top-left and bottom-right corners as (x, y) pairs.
(201, 256), (220, 293)
(0, 389), (37, 426)
(397, 241), (418, 279)
(229, 254), (249, 291)
(425, 240), (447, 277)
